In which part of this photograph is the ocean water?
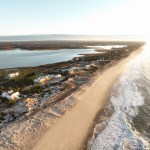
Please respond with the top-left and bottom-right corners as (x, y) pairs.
(92, 43), (150, 149)
(0, 35), (147, 42)
(0, 48), (99, 69)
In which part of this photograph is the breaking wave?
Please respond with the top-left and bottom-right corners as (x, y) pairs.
(92, 43), (150, 150)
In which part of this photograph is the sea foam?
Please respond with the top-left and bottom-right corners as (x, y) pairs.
(92, 47), (150, 149)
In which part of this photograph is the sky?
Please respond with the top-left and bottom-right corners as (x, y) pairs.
(0, 0), (149, 36)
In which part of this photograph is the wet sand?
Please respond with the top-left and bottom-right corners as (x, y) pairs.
(32, 48), (142, 150)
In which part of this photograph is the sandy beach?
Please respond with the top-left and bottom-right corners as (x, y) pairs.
(32, 48), (142, 150)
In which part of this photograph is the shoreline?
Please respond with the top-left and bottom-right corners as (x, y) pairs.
(84, 47), (144, 149)
(31, 47), (143, 150)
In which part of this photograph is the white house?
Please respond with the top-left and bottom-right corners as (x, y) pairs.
(55, 74), (61, 78)
(69, 67), (82, 74)
(11, 92), (20, 100)
(1, 91), (20, 100)
(34, 74), (62, 84)
(34, 75), (52, 84)
(8, 90), (13, 94)
(8, 72), (19, 78)
(85, 65), (91, 70)
(2, 92), (11, 99)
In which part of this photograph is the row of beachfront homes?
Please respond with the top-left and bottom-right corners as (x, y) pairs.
(1, 64), (98, 101)
(1, 74), (63, 100)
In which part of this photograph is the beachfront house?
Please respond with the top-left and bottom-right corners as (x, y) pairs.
(8, 72), (19, 78)
(55, 74), (61, 78)
(34, 75), (52, 84)
(1, 91), (20, 100)
(69, 67), (82, 74)
(34, 74), (62, 84)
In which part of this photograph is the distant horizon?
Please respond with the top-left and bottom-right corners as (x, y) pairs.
(0, 34), (149, 37)
(0, 34), (148, 42)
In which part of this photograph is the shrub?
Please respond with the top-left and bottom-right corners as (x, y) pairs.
(8, 99), (16, 107)
(21, 85), (43, 95)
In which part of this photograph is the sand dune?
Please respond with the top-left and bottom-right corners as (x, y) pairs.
(32, 49), (142, 150)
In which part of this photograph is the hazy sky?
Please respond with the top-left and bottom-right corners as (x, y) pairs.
(0, 0), (149, 36)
